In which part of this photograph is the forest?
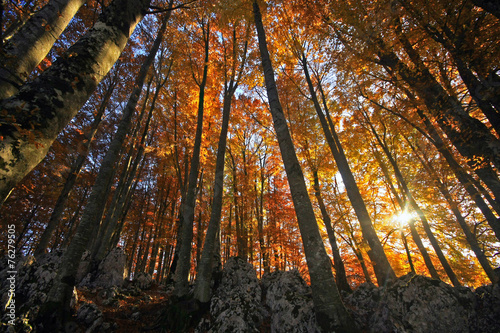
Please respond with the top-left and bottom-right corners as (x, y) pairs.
(0, 0), (499, 331)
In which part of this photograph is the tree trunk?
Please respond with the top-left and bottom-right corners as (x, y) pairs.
(34, 76), (117, 257)
(405, 136), (499, 284)
(253, 2), (357, 332)
(302, 55), (396, 286)
(35, 8), (168, 329)
(312, 170), (352, 293)
(193, 33), (246, 298)
(367, 116), (460, 286)
(0, 0), (151, 205)
(173, 18), (210, 297)
(0, 0), (87, 99)
(371, 146), (441, 280)
(380, 31), (500, 199)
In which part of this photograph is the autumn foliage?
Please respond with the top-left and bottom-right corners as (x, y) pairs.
(1, 0), (499, 297)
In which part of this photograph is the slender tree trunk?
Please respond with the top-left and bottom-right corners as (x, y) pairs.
(0, 0), (87, 99)
(302, 55), (396, 285)
(194, 38), (246, 299)
(371, 147), (441, 280)
(379, 31), (500, 198)
(36, 9), (168, 329)
(34, 77), (117, 257)
(174, 19), (210, 297)
(405, 137), (499, 284)
(414, 108), (500, 239)
(253, 3), (357, 331)
(0, 0), (151, 205)
(312, 170), (352, 293)
(366, 116), (460, 286)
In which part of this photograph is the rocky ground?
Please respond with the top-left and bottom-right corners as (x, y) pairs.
(1, 251), (500, 332)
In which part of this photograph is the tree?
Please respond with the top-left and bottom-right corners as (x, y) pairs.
(0, 0), (152, 205)
(35, 8), (171, 329)
(253, 1), (356, 331)
(174, 14), (210, 297)
(194, 19), (248, 303)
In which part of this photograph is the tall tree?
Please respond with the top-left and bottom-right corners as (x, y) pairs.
(300, 52), (396, 286)
(0, 0), (153, 205)
(194, 21), (248, 303)
(0, 0), (88, 99)
(35, 9), (171, 330)
(253, 1), (357, 331)
(174, 15), (210, 297)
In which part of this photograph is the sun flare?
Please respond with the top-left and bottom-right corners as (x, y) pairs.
(393, 211), (414, 227)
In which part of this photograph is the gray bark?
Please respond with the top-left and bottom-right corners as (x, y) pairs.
(35, 5), (169, 329)
(0, 0), (150, 206)
(312, 170), (352, 293)
(194, 25), (247, 303)
(34, 76), (117, 257)
(253, 2), (357, 332)
(0, 0), (87, 99)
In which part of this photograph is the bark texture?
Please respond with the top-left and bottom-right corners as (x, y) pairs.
(0, 0), (87, 99)
(253, 2), (357, 332)
(0, 0), (149, 205)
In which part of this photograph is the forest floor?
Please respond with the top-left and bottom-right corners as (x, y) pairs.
(76, 284), (171, 333)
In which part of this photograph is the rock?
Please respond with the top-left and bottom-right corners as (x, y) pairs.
(134, 272), (153, 290)
(0, 250), (78, 326)
(345, 274), (477, 333)
(473, 283), (500, 333)
(76, 302), (115, 333)
(207, 257), (267, 332)
(92, 248), (127, 288)
(77, 302), (103, 327)
(261, 270), (319, 333)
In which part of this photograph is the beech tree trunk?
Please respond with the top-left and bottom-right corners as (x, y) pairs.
(35, 7), (169, 329)
(0, 0), (87, 99)
(301, 55), (396, 286)
(371, 147), (440, 280)
(0, 0), (150, 206)
(405, 137), (499, 284)
(173, 18), (210, 297)
(253, 2), (357, 332)
(312, 170), (352, 293)
(34, 76), (117, 258)
(367, 117), (461, 286)
(194, 39), (245, 300)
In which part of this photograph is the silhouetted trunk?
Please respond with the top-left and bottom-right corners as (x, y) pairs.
(312, 170), (352, 293)
(367, 115), (460, 286)
(302, 54), (396, 286)
(174, 18), (210, 297)
(405, 136), (499, 284)
(254, 2), (357, 331)
(371, 147), (440, 280)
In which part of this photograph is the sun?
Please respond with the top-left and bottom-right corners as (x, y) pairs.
(393, 210), (414, 227)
